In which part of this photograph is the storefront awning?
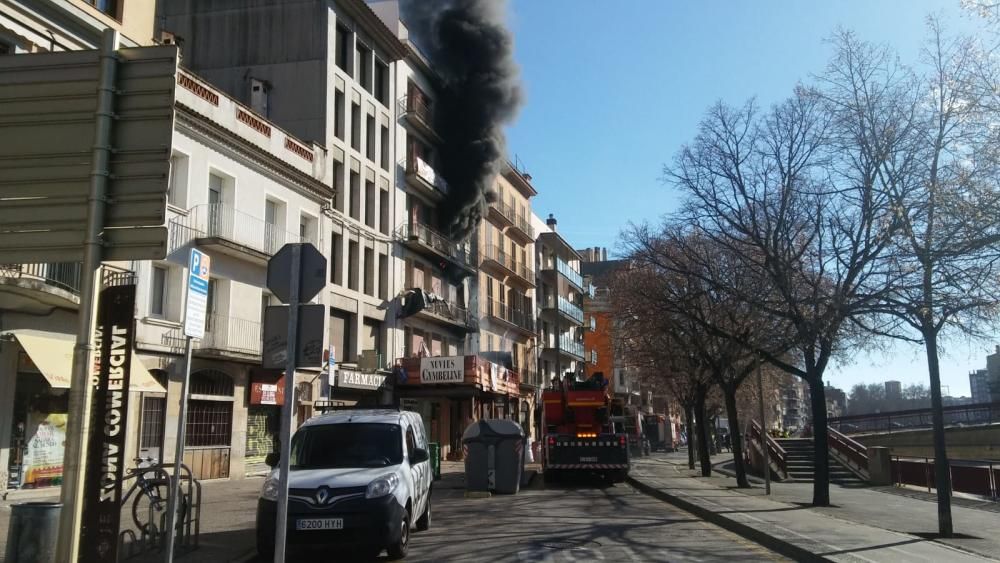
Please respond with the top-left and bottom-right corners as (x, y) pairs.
(12, 329), (165, 392)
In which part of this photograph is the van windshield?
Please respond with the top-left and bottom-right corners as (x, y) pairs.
(289, 423), (403, 469)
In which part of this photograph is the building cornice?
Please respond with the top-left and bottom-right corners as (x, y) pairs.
(175, 104), (333, 203)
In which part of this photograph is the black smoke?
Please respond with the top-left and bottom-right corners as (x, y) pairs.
(400, 0), (523, 242)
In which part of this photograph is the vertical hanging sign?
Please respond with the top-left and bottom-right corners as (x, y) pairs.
(80, 281), (136, 562)
(185, 249), (211, 338)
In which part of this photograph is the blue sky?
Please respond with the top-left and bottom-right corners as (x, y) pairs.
(503, 0), (992, 396)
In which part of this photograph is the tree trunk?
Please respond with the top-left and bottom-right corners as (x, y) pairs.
(807, 378), (830, 506)
(684, 404), (696, 470)
(695, 390), (712, 477)
(924, 328), (954, 537)
(723, 387), (750, 488)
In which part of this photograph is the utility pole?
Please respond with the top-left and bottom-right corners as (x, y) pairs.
(757, 358), (771, 495)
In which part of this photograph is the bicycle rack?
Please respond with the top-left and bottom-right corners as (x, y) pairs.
(118, 462), (203, 559)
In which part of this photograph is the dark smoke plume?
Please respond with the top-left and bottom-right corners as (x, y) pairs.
(401, 0), (523, 243)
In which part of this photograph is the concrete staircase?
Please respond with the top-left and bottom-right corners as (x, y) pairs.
(777, 438), (865, 484)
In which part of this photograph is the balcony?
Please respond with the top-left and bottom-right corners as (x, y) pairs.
(541, 258), (584, 292)
(508, 213), (536, 244)
(542, 295), (584, 325)
(0, 263), (131, 313)
(487, 200), (515, 229)
(163, 314), (262, 361)
(173, 204), (301, 265)
(399, 91), (440, 143)
(485, 298), (535, 336)
(396, 222), (477, 277)
(480, 245), (534, 287)
(405, 152), (449, 202)
(541, 333), (585, 361)
(415, 299), (478, 333)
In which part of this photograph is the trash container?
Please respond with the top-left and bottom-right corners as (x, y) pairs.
(428, 442), (442, 480)
(463, 419), (525, 494)
(5, 502), (61, 563)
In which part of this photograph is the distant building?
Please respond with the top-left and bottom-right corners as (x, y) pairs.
(885, 380), (902, 401)
(825, 385), (847, 418)
(986, 346), (1000, 403)
(970, 369), (990, 404)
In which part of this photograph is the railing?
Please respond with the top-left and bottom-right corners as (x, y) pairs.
(196, 314), (262, 357)
(830, 402), (1000, 435)
(747, 420), (789, 478)
(556, 258), (584, 288)
(0, 263), (82, 294)
(547, 334), (584, 358)
(396, 222), (476, 270)
(175, 204), (301, 257)
(488, 200), (515, 224)
(405, 151), (449, 195)
(544, 295), (584, 323)
(482, 245), (534, 282)
(401, 94), (433, 127)
(511, 213), (535, 239)
(420, 299), (474, 329)
(828, 426), (869, 475)
(892, 455), (999, 501)
(486, 299), (535, 333)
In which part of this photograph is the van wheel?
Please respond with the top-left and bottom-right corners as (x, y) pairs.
(386, 509), (410, 560)
(416, 498), (431, 531)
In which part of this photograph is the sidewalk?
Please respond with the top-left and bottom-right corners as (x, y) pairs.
(629, 454), (1000, 562)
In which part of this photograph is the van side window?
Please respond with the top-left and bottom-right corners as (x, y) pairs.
(405, 426), (417, 457)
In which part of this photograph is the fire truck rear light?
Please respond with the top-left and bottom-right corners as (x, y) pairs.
(619, 435), (627, 447)
(548, 436), (556, 446)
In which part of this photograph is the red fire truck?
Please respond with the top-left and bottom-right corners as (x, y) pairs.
(541, 381), (630, 483)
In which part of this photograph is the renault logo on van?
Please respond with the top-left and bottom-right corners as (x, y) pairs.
(315, 486), (330, 505)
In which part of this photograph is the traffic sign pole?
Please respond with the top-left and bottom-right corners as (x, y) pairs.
(164, 335), (193, 562)
(56, 29), (119, 563)
(274, 244), (301, 563)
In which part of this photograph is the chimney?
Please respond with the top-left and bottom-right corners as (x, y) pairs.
(524, 173), (532, 181)
(546, 213), (557, 232)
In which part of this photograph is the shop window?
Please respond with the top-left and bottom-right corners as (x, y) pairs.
(190, 369), (234, 397)
(185, 400), (233, 447)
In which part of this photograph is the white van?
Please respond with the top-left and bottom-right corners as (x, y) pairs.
(255, 407), (433, 559)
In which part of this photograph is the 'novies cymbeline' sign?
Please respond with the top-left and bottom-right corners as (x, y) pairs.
(419, 356), (464, 384)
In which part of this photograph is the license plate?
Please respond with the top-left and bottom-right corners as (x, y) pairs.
(296, 518), (344, 530)
(580, 457), (598, 463)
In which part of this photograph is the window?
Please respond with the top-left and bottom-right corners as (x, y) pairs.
(150, 266), (167, 317)
(366, 114), (376, 161)
(348, 240), (359, 291)
(356, 43), (371, 92)
(375, 60), (389, 105)
(299, 214), (317, 246)
(350, 103), (361, 150)
(167, 153), (188, 206)
(365, 180), (376, 228)
(86, 0), (119, 19)
(379, 189), (389, 235)
(336, 24), (351, 74)
(378, 253), (388, 300)
(291, 424), (401, 468)
(380, 125), (390, 171)
(329, 308), (353, 363)
(334, 90), (346, 141)
(364, 247), (374, 296)
(205, 278), (218, 332)
(208, 173), (224, 205)
(363, 318), (382, 360)
(349, 170), (361, 220)
(330, 233), (343, 285)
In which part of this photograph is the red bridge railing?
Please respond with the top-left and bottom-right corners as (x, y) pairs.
(747, 420), (788, 479)
(892, 456), (999, 501)
(828, 426), (869, 476)
(829, 402), (1000, 434)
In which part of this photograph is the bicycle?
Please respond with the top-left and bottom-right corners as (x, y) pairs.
(121, 457), (190, 537)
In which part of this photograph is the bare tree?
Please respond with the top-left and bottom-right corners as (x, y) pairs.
(873, 18), (1000, 536)
(664, 31), (913, 506)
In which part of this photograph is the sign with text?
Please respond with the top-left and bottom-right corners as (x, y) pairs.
(337, 368), (388, 391)
(419, 356), (465, 384)
(80, 283), (136, 563)
(184, 249), (211, 338)
(262, 304), (324, 369)
(250, 377), (286, 406)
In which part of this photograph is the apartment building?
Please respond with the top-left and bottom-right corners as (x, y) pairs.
(535, 214), (587, 386)
(1, 0), (157, 51)
(970, 368), (990, 404)
(162, 0), (409, 404)
(477, 162), (539, 434)
(0, 0), (332, 491)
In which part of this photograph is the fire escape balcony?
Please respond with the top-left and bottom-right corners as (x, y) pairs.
(485, 298), (535, 337)
(395, 221), (477, 277)
(404, 152), (449, 202)
(415, 299), (478, 333)
(480, 245), (535, 288)
(399, 94), (440, 143)
(172, 204), (301, 266)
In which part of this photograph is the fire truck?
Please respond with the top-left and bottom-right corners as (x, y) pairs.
(541, 377), (630, 483)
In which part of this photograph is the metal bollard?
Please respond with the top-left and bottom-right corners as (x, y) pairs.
(4, 502), (62, 563)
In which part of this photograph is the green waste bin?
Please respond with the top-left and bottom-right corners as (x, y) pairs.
(429, 442), (441, 480)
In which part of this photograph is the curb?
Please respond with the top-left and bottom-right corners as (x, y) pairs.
(626, 473), (831, 563)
